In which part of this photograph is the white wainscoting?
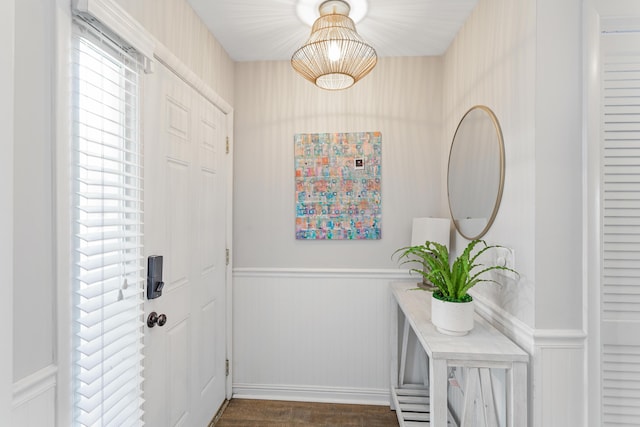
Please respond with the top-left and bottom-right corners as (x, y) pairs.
(472, 292), (586, 427)
(232, 268), (412, 405)
(531, 330), (586, 427)
(233, 269), (586, 423)
(12, 364), (57, 426)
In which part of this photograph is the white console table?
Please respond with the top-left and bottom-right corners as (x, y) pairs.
(390, 282), (529, 427)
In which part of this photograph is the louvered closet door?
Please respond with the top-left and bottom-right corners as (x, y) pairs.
(600, 32), (640, 426)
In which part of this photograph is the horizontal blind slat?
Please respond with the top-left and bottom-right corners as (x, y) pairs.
(102, 384), (144, 425)
(76, 229), (142, 243)
(75, 295), (141, 329)
(76, 251), (140, 271)
(77, 334), (142, 386)
(77, 352), (142, 404)
(76, 308), (142, 341)
(76, 263), (142, 286)
(76, 241), (141, 257)
(76, 286), (141, 314)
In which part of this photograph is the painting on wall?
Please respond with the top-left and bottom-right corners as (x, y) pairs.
(294, 131), (382, 240)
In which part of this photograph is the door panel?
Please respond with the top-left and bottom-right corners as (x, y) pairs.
(144, 62), (228, 427)
(200, 299), (218, 391)
(167, 160), (191, 287)
(167, 318), (190, 426)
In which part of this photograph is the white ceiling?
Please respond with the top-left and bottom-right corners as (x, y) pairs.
(186, 0), (478, 62)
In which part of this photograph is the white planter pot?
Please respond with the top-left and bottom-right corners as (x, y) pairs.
(431, 294), (475, 336)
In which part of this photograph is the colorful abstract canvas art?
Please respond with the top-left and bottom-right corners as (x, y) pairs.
(294, 132), (382, 240)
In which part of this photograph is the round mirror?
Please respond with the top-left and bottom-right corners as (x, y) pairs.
(447, 105), (505, 240)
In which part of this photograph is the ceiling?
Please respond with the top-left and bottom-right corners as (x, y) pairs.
(186, 0), (478, 62)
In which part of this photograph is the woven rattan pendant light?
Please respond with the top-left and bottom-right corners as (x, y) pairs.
(291, 0), (377, 90)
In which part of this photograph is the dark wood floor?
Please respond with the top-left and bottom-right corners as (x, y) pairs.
(213, 399), (399, 427)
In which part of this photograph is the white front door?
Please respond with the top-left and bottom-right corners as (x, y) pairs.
(143, 62), (228, 426)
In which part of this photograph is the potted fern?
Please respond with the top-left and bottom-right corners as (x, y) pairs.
(394, 239), (517, 335)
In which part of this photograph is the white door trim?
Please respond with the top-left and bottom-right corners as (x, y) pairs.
(584, 2), (603, 425)
(54, 0), (74, 425)
(152, 44), (232, 115)
(0, 0), (15, 423)
(225, 110), (234, 398)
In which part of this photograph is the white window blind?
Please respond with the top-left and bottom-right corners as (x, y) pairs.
(601, 34), (640, 427)
(71, 18), (145, 427)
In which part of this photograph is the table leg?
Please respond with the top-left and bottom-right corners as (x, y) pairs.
(479, 367), (498, 426)
(429, 358), (448, 426)
(389, 298), (399, 410)
(399, 317), (410, 386)
(507, 361), (528, 427)
(460, 368), (479, 427)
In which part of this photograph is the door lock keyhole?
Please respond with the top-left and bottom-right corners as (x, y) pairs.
(147, 311), (167, 328)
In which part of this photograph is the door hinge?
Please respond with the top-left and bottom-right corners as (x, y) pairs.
(225, 136), (229, 154)
(225, 359), (230, 377)
(225, 248), (230, 266)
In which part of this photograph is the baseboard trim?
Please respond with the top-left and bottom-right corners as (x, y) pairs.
(13, 364), (58, 408)
(232, 383), (391, 406)
(233, 267), (413, 280)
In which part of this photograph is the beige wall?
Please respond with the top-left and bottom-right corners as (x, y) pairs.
(114, 0), (235, 105)
(13, 0), (55, 381)
(233, 57), (444, 268)
(232, 57), (444, 401)
(443, 0), (583, 332)
(533, 0), (583, 331)
(443, 0), (537, 326)
(1, 0), (15, 423)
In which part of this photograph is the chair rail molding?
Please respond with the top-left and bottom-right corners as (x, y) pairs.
(13, 364), (57, 409)
(470, 290), (535, 353)
(233, 267), (414, 280)
(13, 364), (57, 426)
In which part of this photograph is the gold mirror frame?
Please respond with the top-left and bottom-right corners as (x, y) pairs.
(447, 105), (505, 240)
